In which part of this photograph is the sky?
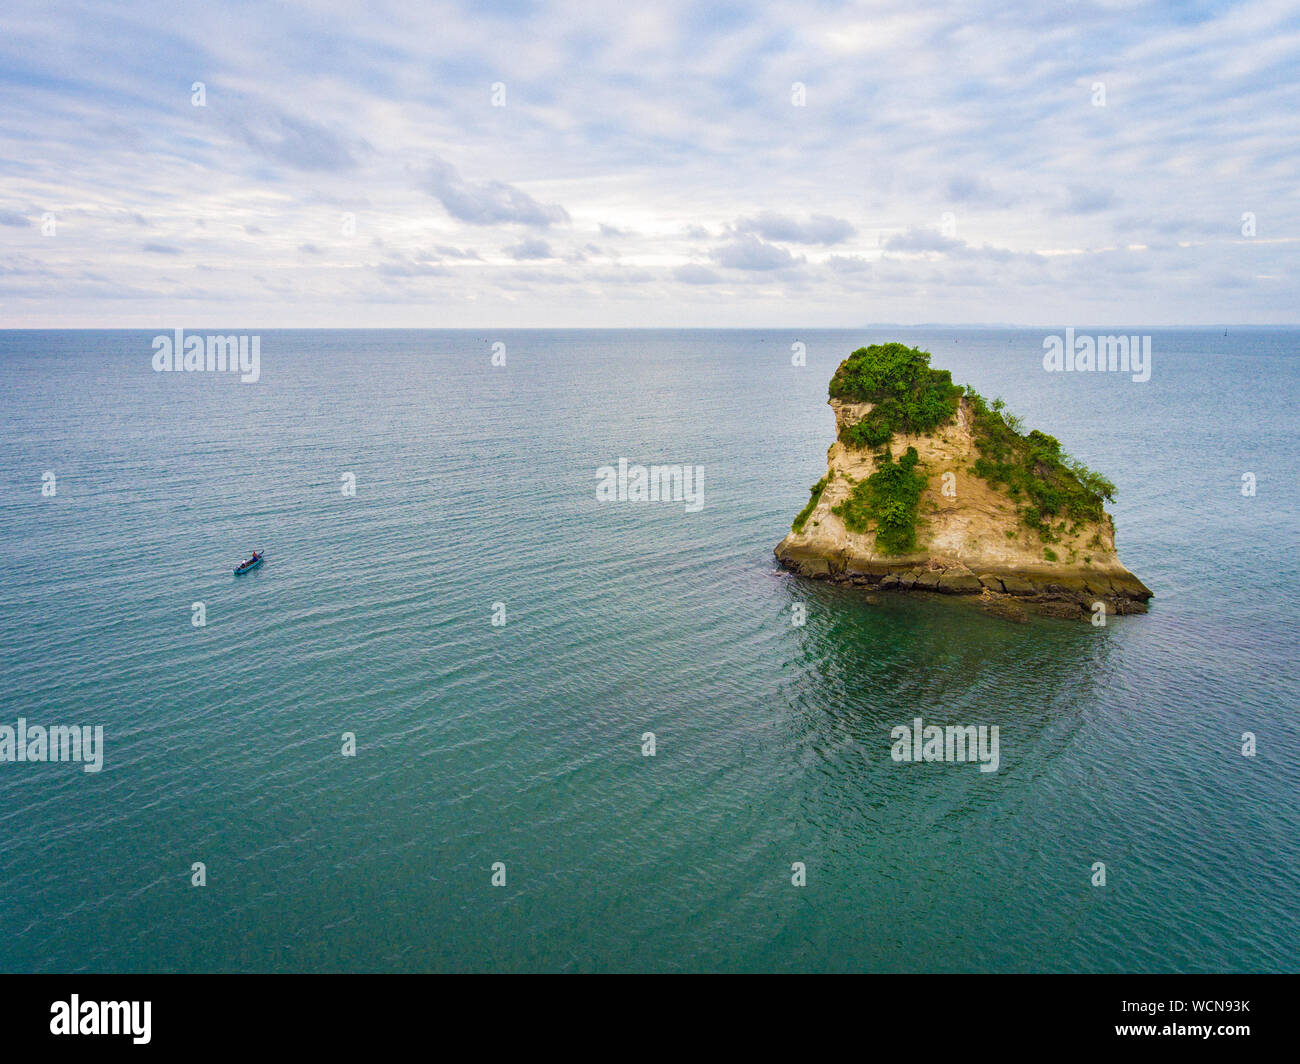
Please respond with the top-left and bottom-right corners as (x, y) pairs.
(0, 0), (1297, 327)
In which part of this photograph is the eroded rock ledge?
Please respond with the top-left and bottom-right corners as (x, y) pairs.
(775, 540), (1151, 619)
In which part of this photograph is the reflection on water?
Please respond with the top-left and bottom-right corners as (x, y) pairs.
(758, 575), (1139, 971)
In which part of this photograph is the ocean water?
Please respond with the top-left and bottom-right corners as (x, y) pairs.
(0, 327), (1297, 973)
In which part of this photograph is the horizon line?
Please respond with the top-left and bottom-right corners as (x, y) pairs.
(1, 323), (1297, 332)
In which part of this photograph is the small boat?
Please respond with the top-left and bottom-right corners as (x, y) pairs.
(234, 550), (264, 575)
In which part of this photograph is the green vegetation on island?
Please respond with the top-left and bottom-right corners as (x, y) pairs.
(791, 475), (828, 533)
(822, 342), (1117, 554)
(832, 445), (926, 554)
(830, 342), (963, 449)
(963, 388), (1116, 541)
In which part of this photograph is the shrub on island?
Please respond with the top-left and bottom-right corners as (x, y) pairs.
(830, 342), (963, 446)
(964, 387), (1116, 534)
(832, 446), (926, 555)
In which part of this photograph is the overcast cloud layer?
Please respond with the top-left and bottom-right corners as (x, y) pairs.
(1, 0), (1297, 326)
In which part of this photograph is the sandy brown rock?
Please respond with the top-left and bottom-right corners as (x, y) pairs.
(775, 396), (1152, 617)
(978, 592), (1029, 623)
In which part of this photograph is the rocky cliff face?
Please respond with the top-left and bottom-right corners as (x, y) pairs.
(775, 395), (1152, 619)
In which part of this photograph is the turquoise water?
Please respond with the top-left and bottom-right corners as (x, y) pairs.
(1, 328), (1297, 973)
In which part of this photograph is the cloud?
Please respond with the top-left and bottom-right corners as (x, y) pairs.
(884, 227), (962, 252)
(827, 255), (871, 273)
(376, 258), (446, 277)
(734, 212), (856, 245)
(711, 234), (803, 270)
(503, 237), (553, 259)
(426, 156), (569, 228)
(1057, 185), (1117, 215)
(674, 264), (721, 284)
(0, 0), (1296, 325)
(945, 175), (1009, 207)
(230, 103), (361, 172)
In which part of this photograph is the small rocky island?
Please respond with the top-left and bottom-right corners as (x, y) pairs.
(775, 343), (1152, 619)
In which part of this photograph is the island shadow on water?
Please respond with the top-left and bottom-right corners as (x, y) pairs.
(776, 570), (1122, 748)
(764, 570), (1127, 970)
(771, 564), (1123, 810)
